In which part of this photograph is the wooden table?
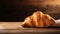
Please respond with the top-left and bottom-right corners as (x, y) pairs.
(0, 22), (60, 34)
(0, 28), (60, 34)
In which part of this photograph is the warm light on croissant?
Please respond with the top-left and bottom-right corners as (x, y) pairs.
(21, 11), (55, 28)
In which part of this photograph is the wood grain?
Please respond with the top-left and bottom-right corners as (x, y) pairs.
(0, 22), (59, 34)
(0, 22), (23, 30)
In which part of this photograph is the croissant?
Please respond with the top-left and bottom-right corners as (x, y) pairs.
(21, 11), (55, 28)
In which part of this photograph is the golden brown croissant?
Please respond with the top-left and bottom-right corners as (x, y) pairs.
(21, 11), (55, 28)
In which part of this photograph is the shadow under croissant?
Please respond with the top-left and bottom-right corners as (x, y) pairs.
(22, 26), (60, 28)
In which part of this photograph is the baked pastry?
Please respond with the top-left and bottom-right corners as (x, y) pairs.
(21, 11), (55, 28)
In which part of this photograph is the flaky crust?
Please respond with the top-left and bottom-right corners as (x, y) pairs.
(21, 11), (55, 28)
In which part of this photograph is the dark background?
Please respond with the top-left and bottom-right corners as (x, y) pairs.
(0, 0), (60, 22)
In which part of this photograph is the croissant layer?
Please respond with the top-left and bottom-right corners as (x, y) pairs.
(21, 11), (55, 28)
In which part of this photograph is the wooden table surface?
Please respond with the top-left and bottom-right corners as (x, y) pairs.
(0, 22), (60, 34)
(0, 28), (60, 34)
